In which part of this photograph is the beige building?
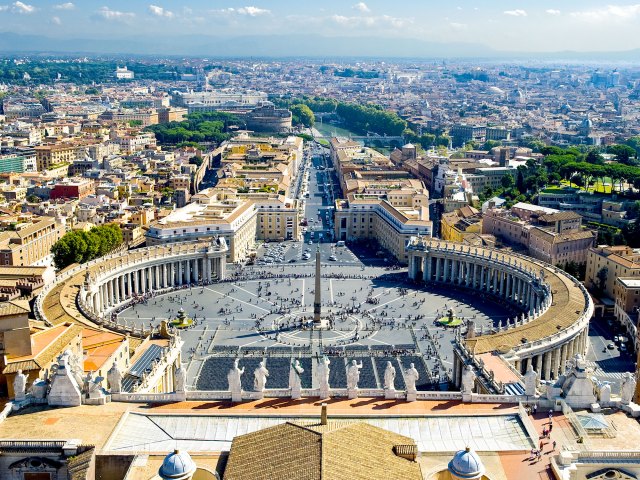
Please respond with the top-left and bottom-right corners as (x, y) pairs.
(585, 245), (640, 300)
(147, 189), (300, 261)
(483, 203), (595, 267)
(334, 195), (432, 264)
(0, 217), (66, 266)
(35, 142), (93, 171)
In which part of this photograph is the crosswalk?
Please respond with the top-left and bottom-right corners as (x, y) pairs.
(585, 361), (628, 379)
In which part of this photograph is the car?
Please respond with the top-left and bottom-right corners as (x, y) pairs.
(308, 240), (313, 245)
(329, 255), (337, 261)
(607, 343), (616, 350)
(288, 258), (297, 263)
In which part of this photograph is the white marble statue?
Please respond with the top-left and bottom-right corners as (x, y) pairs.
(13, 369), (27, 401)
(289, 359), (304, 399)
(524, 363), (538, 397)
(253, 361), (269, 392)
(461, 365), (476, 395)
(85, 372), (105, 400)
(405, 363), (420, 394)
(620, 372), (637, 405)
(346, 360), (363, 391)
(174, 365), (186, 393)
(107, 363), (122, 394)
(383, 361), (396, 391)
(227, 359), (244, 395)
(316, 356), (331, 397)
(598, 382), (611, 403)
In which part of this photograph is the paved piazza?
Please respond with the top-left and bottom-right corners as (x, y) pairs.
(117, 258), (516, 392)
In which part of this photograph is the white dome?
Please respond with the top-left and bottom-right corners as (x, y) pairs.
(159, 450), (197, 480)
(448, 447), (485, 480)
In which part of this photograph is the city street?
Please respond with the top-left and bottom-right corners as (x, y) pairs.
(586, 318), (635, 390)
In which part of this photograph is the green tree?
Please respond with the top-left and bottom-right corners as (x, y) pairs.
(500, 173), (515, 189)
(290, 104), (315, 128)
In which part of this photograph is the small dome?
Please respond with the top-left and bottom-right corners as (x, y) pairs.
(159, 449), (196, 480)
(448, 447), (485, 480)
(403, 143), (415, 149)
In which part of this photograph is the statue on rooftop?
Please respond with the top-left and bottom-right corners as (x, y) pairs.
(346, 359), (363, 391)
(13, 369), (27, 401)
(405, 363), (420, 394)
(384, 361), (396, 392)
(107, 362), (122, 394)
(461, 365), (476, 395)
(174, 364), (186, 393)
(620, 372), (636, 405)
(253, 361), (269, 392)
(524, 363), (538, 397)
(289, 359), (304, 399)
(227, 359), (244, 397)
(316, 356), (331, 398)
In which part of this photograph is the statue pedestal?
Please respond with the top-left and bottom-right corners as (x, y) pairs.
(231, 391), (242, 403)
(406, 390), (417, 402)
(462, 393), (472, 403)
(385, 389), (396, 400)
(318, 387), (330, 400)
(291, 388), (301, 400)
(255, 391), (264, 400)
(347, 388), (358, 400)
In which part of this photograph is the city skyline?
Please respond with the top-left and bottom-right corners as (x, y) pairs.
(1, 1), (640, 55)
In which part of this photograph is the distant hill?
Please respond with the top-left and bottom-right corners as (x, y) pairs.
(0, 32), (639, 61)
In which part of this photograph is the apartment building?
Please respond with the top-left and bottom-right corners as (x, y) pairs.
(0, 217), (66, 266)
(483, 202), (595, 266)
(440, 206), (482, 243)
(585, 245), (640, 300)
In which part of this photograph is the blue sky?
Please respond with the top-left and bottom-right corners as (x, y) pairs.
(2, 1), (640, 52)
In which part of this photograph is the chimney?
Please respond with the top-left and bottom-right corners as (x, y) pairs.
(321, 403), (328, 425)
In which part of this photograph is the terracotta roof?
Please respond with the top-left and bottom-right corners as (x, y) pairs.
(223, 421), (421, 480)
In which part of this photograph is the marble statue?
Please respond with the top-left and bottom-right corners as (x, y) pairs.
(383, 361), (396, 391)
(13, 369), (27, 401)
(598, 382), (611, 403)
(289, 359), (304, 400)
(524, 363), (538, 397)
(107, 363), (122, 394)
(174, 365), (186, 393)
(405, 363), (420, 394)
(85, 372), (106, 400)
(316, 356), (331, 398)
(227, 359), (244, 398)
(253, 361), (269, 392)
(620, 372), (637, 405)
(346, 360), (363, 391)
(461, 365), (476, 395)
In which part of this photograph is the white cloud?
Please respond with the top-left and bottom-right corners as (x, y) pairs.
(95, 6), (135, 21)
(53, 2), (74, 10)
(570, 4), (640, 21)
(12, 1), (35, 14)
(353, 2), (370, 13)
(51, 15), (61, 24)
(503, 9), (527, 17)
(0, 6), (8, 12)
(149, 4), (174, 18)
(450, 22), (467, 29)
(236, 6), (270, 16)
(330, 13), (411, 28)
(545, 9), (561, 15)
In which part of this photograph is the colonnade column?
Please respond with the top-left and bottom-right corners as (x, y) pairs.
(543, 351), (552, 380)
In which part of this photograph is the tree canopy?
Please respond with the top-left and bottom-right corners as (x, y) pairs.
(51, 224), (123, 270)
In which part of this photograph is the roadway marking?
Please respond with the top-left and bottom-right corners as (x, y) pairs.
(203, 286), (271, 313)
(301, 279), (305, 306)
(229, 283), (278, 308)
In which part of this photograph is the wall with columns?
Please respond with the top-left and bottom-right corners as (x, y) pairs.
(407, 238), (593, 385)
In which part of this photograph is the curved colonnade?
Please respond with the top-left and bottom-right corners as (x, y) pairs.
(407, 238), (593, 382)
(35, 240), (228, 335)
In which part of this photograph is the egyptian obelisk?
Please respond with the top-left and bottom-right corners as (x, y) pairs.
(313, 246), (322, 324)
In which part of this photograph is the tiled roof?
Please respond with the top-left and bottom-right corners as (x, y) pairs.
(223, 421), (421, 480)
